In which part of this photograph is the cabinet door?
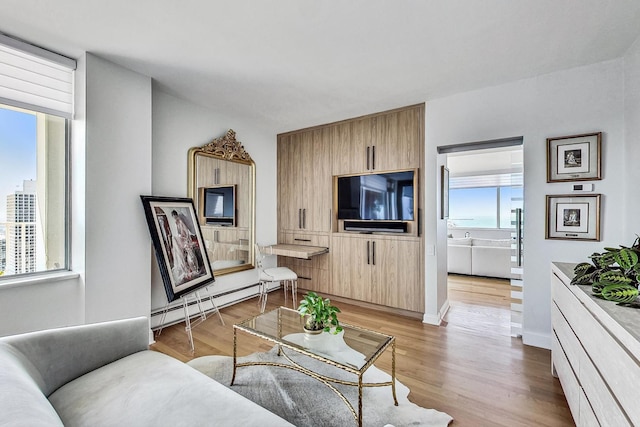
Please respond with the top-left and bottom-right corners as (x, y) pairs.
(301, 128), (331, 232)
(277, 133), (304, 231)
(331, 235), (370, 300)
(332, 118), (372, 175)
(373, 108), (421, 172)
(372, 238), (421, 311)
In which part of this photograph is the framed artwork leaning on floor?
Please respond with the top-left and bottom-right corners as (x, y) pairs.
(141, 195), (215, 302)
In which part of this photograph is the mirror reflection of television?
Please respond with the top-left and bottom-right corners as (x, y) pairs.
(337, 170), (415, 221)
(199, 185), (236, 226)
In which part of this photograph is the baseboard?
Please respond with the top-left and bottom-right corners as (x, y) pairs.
(422, 299), (449, 326)
(523, 330), (551, 350)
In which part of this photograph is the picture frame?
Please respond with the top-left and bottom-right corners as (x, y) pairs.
(140, 195), (214, 302)
(545, 194), (601, 241)
(546, 132), (601, 182)
(441, 166), (449, 219)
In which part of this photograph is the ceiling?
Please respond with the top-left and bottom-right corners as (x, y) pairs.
(447, 146), (523, 176)
(2, 1), (640, 133)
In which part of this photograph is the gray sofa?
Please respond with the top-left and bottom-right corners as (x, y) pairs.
(0, 316), (292, 426)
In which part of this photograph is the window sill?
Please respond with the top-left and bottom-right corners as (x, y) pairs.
(0, 271), (80, 290)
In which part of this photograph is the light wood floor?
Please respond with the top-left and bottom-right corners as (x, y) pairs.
(151, 276), (573, 426)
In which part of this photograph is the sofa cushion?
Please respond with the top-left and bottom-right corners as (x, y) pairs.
(49, 350), (292, 427)
(447, 237), (472, 246)
(471, 245), (512, 279)
(0, 343), (63, 426)
(471, 238), (511, 247)
(447, 245), (472, 275)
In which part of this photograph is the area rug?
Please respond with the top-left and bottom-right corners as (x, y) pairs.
(188, 346), (452, 427)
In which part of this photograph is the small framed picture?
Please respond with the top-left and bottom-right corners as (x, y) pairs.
(545, 194), (601, 241)
(547, 132), (601, 182)
(441, 166), (449, 219)
(140, 195), (215, 302)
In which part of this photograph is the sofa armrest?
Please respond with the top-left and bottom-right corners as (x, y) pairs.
(0, 316), (149, 397)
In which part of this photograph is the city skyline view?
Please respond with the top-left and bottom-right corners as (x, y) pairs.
(0, 105), (36, 225)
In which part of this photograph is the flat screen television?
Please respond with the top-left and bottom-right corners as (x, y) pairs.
(199, 185), (235, 226)
(337, 170), (415, 224)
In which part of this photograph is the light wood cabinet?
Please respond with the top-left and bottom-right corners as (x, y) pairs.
(278, 129), (331, 233)
(277, 103), (424, 315)
(551, 262), (640, 426)
(332, 105), (422, 175)
(331, 234), (422, 312)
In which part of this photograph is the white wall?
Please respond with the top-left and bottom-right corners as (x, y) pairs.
(83, 54), (153, 323)
(426, 59), (628, 348)
(624, 37), (640, 236)
(150, 89), (278, 322)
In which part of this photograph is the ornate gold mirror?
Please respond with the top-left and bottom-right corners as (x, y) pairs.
(188, 129), (255, 275)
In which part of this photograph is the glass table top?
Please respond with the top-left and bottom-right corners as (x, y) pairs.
(235, 306), (394, 371)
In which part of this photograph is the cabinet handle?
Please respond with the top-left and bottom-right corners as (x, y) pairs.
(298, 209), (302, 229)
(367, 241), (370, 265)
(303, 208), (306, 229)
(366, 146), (370, 170)
(372, 145), (376, 170)
(372, 241), (376, 265)
(294, 238), (312, 242)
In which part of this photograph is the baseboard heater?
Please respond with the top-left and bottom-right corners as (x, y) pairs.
(344, 221), (407, 233)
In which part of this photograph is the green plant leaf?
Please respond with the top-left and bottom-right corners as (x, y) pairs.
(571, 271), (596, 286)
(615, 249), (639, 271)
(601, 284), (639, 303)
(592, 282), (607, 296)
(573, 262), (595, 276)
(598, 270), (633, 286)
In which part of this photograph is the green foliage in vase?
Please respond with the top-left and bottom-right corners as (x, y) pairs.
(298, 291), (342, 334)
(572, 236), (640, 304)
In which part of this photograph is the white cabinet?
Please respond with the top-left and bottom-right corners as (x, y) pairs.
(551, 262), (640, 426)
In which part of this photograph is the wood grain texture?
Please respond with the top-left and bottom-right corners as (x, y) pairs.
(152, 276), (572, 426)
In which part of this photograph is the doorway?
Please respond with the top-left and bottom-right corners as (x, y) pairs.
(439, 138), (524, 337)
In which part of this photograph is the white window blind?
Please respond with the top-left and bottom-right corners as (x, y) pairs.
(0, 34), (76, 118)
(450, 172), (523, 189)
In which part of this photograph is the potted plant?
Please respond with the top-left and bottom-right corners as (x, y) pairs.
(298, 291), (343, 335)
(572, 236), (640, 303)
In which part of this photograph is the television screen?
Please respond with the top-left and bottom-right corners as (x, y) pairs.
(202, 185), (235, 224)
(337, 171), (415, 221)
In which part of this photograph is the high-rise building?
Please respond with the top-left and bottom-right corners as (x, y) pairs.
(0, 234), (6, 273)
(5, 180), (37, 275)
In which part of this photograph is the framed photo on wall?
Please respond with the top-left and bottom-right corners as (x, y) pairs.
(545, 194), (601, 241)
(547, 132), (602, 182)
(140, 195), (215, 302)
(441, 166), (449, 219)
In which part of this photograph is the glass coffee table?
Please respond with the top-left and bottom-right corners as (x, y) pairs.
(231, 306), (397, 427)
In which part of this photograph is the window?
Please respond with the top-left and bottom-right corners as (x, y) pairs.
(0, 35), (74, 278)
(449, 185), (522, 229)
(0, 104), (68, 276)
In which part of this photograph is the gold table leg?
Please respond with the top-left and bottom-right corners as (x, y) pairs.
(358, 374), (363, 427)
(392, 339), (398, 406)
(231, 327), (237, 386)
